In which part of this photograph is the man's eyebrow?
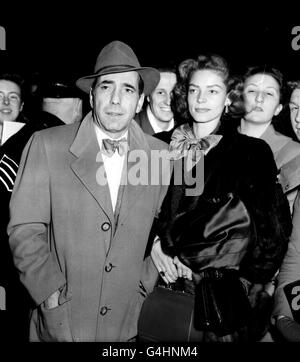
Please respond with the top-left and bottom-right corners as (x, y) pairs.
(96, 80), (137, 91)
(123, 83), (137, 91)
(97, 80), (114, 85)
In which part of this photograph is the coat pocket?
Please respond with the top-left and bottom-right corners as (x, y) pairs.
(36, 301), (73, 342)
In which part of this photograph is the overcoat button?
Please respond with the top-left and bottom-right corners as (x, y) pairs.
(100, 306), (108, 315)
(105, 263), (113, 272)
(100, 306), (111, 315)
(101, 222), (111, 231)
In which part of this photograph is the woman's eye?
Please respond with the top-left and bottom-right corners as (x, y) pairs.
(188, 88), (196, 94)
(209, 89), (218, 94)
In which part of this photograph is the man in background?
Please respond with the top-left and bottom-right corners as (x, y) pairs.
(41, 79), (83, 125)
(135, 67), (177, 135)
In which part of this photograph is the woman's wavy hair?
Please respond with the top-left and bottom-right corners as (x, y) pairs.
(172, 54), (245, 122)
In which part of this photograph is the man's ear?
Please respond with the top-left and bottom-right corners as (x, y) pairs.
(274, 104), (283, 116)
(89, 88), (93, 109)
(76, 99), (83, 119)
(136, 93), (145, 114)
(19, 102), (24, 112)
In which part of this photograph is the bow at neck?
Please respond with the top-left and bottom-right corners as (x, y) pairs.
(101, 138), (129, 157)
(168, 124), (222, 164)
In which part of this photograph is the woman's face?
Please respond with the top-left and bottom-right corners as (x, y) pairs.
(289, 88), (300, 141)
(187, 69), (228, 124)
(243, 73), (282, 125)
(0, 80), (23, 124)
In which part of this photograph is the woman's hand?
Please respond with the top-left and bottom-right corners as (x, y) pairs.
(150, 239), (178, 284)
(248, 283), (264, 308)
(173, 256), (193, 281)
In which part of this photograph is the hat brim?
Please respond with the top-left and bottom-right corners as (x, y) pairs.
(76, 66), (160, 96)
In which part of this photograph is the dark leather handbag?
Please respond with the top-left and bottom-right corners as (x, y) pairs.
(138, 285), (202, 342)
(194, 268), (252, 337)
(139, 193), (253, 342)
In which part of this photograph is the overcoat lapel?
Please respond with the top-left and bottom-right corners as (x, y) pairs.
(261, 124), (289, 156)
(135, 110), (155, 135)
(116, 121), (152, 227)
(69, 112), (115, 229)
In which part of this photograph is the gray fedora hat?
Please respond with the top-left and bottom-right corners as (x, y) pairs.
(76, 40), (160, 96)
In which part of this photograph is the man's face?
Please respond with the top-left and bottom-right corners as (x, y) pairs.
(90, 71), (144, 138)
(148, 72), (176, 122)
(289, 88), (300, 141)
(0, 80), (23, 124)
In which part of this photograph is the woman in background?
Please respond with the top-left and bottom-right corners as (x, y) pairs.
(240, 67), (300, 213)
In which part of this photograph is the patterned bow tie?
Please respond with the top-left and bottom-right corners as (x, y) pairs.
(101, 138), (128, 157)
(168, 124), (222, 165)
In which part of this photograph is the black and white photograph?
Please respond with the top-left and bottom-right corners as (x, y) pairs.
(1, 5), (300, 359)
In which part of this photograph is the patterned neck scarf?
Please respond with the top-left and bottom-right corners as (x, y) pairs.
(168, 124), (222, 166)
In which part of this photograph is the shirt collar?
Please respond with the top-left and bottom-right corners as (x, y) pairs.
(146, 105), (174, 133)
(94, 122), (128, 145)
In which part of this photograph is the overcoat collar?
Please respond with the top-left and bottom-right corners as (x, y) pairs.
(70, 112), (115, 226)
(135, 109), (155, 135)
(260, 124), (290, 156)
(69, 111), (152, 229)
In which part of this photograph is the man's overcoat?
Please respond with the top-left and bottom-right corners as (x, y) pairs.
(8, 112), (169, 341)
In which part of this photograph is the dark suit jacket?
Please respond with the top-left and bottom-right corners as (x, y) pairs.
(134, 109), (155, 135)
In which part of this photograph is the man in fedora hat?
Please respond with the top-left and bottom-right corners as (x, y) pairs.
(8, 40), (170, 342)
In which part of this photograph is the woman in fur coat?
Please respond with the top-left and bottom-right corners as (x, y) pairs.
(149, 54), (291, 342)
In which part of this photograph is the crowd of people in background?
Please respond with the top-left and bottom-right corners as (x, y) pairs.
(1, 40), (300, 343)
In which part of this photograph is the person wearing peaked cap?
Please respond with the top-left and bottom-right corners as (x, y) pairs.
(8, 40), (170, 341)
(40, 80), (83, 125)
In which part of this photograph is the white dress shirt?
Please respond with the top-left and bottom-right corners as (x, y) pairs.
(94, 124), (128, 212)
(146, 106), (174, 134)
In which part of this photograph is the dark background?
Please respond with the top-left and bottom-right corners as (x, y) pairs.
(1, 7), (300, 84)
